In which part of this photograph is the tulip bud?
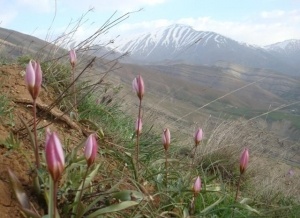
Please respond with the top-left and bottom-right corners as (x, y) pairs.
(240, 148), (249, 174)
(25, 60), (42, 100)
(45, 131), (65, 182)
(194, 128), (203, 146)
(193, 176), (201, 196)
(135, 118), (142, 135)
(132, 75), (144, 101)
(162, 128), (171, 151)
(287, 169), (294, 177)
(69, 49), (77, 68)
(84, 134), (98, 167)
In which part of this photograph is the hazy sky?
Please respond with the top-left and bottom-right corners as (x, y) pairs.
(1, 0), (299, 46)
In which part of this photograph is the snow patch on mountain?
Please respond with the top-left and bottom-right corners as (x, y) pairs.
(115, 24), (235, 55)
(264, 39), (300, 54)
(107, 24), (299, 75)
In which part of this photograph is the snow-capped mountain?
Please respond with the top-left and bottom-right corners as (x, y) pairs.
(113, 24), (299, 75)
(265, 39), (300, 71)
(116, 24), (258, 64)
(265, 39), (300, 54)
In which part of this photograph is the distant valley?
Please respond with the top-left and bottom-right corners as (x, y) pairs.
(1, 25), (300, 141)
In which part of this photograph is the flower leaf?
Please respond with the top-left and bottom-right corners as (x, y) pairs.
(86, 201), (139, 218)
(7, 168), (41, 218)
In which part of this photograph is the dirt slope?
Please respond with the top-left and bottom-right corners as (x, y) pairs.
(0, 65), (85, 216)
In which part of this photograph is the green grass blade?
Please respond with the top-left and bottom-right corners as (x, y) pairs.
(86, 201), (139, 218)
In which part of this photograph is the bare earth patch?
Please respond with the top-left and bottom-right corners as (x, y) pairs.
(0, 65), (85, 216)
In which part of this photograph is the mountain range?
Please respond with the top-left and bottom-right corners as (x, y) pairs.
(113, 24), (300, 76)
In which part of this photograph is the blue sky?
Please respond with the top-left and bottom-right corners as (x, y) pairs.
(0, 0), (299, 46)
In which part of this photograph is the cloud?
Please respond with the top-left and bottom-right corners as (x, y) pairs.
(261, 10), (285, 18)
(0, 0), (18, 27)
(16, 0), (54, 13)
(118, 19), (172, 32)
(113, 9), (300, 46)
(178, 16), (300, 45)
(260, 9), (300, 22)
(64, 0), (168, 12)
(0, 11), (18, 27)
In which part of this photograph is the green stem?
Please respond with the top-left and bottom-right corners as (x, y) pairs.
(49, 177), (54, 218)
(135, 99), (142, 180)
(235, 174), (242, 202)
(75, 166), (90, 216)
(190, 196), (196, 215)
(33, 176), (41, 195)
(33, 99), (40, 169)
(188, 144), (198, 183)
(165, 149), (168, 189)
(72, 66), (77, 109)
(54, 182), (58, 218)
(191, 145), (197, 169)
(33, 99), (41, 195)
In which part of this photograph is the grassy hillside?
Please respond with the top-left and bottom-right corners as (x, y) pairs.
(1, 58), (299, 217)
(111, 61), (300, 140)
(0, 26), (299, 217)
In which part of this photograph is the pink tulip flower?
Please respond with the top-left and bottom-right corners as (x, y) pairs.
(162, 128), (171, 151)
(45, 131), (65, 182)
(194, 128), (203, 146)
(25, 60), (42, 100)
(69, 49), (77, 67)
(135, 118), (142, 135)
(240, 148), (249, 174)
(287, 169), (294, 177)
(193, 176), (201, 196)
(132, 75), (145, 101)
(84, 134), (98, 167)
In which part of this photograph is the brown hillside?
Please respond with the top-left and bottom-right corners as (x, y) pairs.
(0, 65), (85, 217)
(0, 62), (300, 217)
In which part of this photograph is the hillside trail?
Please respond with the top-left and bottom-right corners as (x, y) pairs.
(0, 64), (85, 217)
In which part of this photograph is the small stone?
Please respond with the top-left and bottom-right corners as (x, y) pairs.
(20, 70), (25, 77)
